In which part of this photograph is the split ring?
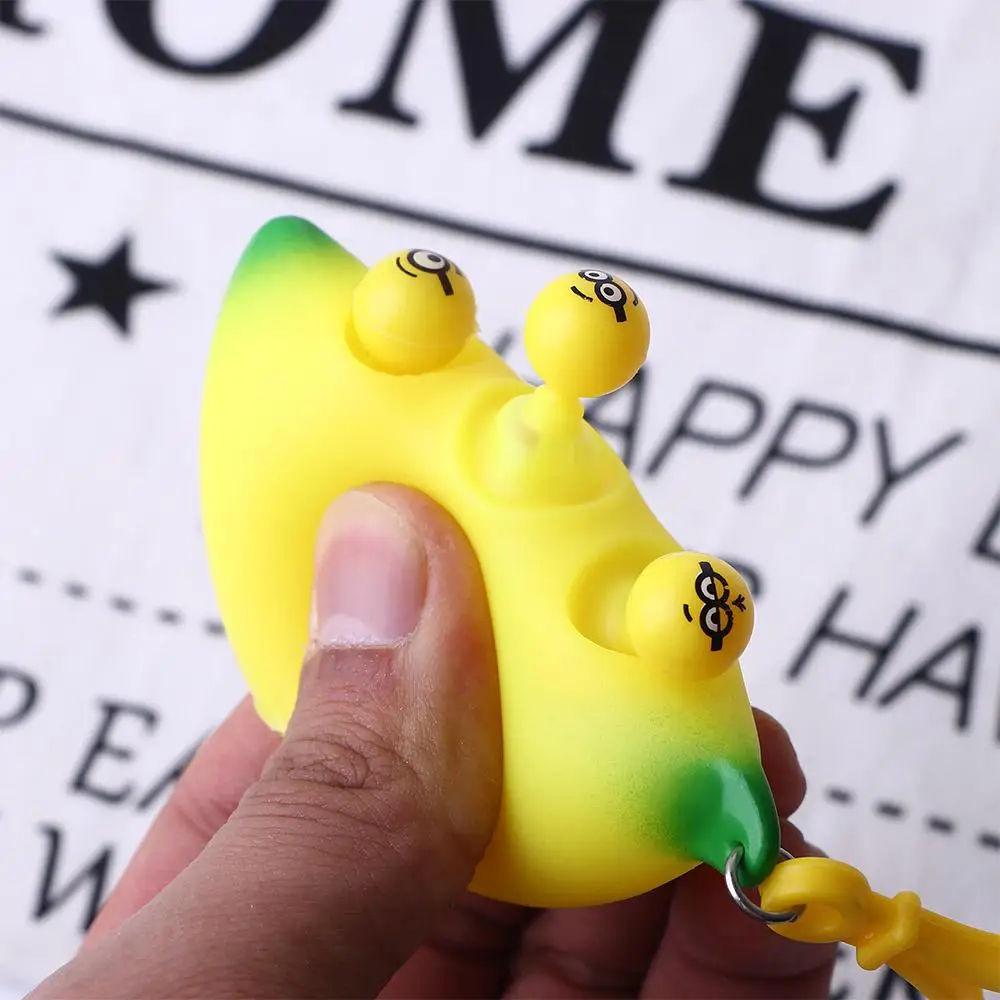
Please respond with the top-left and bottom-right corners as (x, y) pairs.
(723, 846), (802, 924)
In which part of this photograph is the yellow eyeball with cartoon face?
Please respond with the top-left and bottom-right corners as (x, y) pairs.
(625, 552), (754, 682)
(351, 249), (476, 374)
(524, 269), (650, 399)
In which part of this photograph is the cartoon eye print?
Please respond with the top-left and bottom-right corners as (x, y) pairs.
(395, 249), (461, 296)
(595, 280), (626, 310)
(696, 566), (726, 604)
(682, 560), (748, 653)
(699, 602), (732, 646)
(570, 268), (638, 323)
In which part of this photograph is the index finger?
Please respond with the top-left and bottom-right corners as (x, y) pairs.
(642, 821), (836, 998)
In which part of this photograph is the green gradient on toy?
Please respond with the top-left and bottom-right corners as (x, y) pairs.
(228, 215), (359, 286)
(658, 757), (780, 888)
(214, 216), (365, 356)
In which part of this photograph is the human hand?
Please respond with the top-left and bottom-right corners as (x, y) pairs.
(30, 485), (836, 999)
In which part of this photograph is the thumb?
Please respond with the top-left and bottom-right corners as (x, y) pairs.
(229, 486), (503, 986)
(47, 486), (503, 999)
(262, 482), (503, 876)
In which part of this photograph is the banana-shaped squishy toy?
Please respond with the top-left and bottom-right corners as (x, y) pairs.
(200, 215), (781, 909)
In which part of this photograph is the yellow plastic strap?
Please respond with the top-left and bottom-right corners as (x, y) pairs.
(758, 857), (1000, 1000)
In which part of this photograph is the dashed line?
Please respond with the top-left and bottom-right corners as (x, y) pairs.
(927, 815), (955, 835)
(825, 786), (999, 853)
(8, 565), (225, 638)
(875, 800), (905, 820)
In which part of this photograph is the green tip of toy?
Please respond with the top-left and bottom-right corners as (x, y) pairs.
(233, 216), (356, 280)
(666, 759), (781, 889)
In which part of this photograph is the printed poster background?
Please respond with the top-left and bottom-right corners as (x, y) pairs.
(1, 1), (999, 996)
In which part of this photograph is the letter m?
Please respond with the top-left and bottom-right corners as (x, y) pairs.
(339, 0), (665, 170)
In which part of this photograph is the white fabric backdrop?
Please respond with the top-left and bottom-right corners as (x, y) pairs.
(1, 1), (998, 996)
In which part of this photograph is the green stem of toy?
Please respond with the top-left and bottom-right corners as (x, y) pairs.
(669, 759), (781, 889)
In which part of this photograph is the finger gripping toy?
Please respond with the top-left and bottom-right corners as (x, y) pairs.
(201, 218), (999, 997)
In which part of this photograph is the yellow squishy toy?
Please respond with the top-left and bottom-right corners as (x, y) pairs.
(201, 217), (999, 998)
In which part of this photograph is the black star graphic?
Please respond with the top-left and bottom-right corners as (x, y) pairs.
(52, 237), (174, 337)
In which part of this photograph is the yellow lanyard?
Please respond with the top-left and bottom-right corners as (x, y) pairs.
(747, 855), (1000, 999)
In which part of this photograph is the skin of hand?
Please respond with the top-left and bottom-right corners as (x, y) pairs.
(29, 485), (836, 1000)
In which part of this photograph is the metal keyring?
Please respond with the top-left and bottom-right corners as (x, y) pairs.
(724, 846), (802, 924)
